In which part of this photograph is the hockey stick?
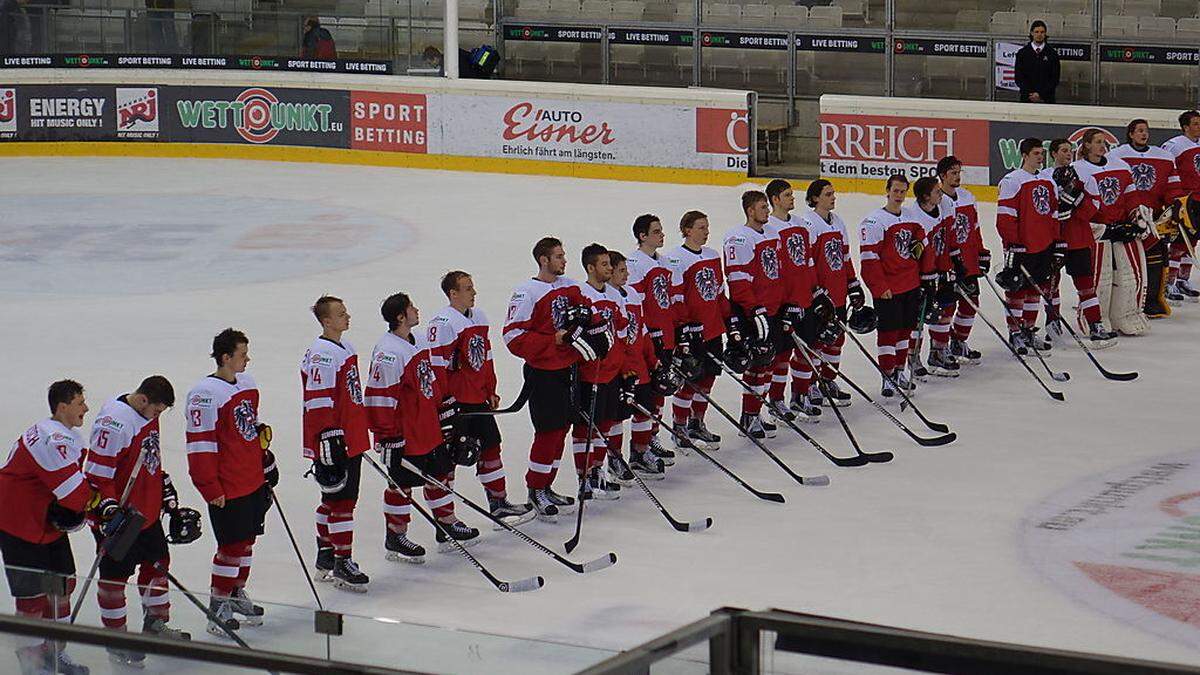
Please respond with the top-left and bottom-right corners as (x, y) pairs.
(785, 343), (895, 464)
(150, 562), (257, 652)
(397, 458), (616, 573)
(564, 371), (601, 555)
(458, 380), (530, 417)
(794, 339), (955, 447)
(363, 454), (543, 593)
(268, 487), (325, 608)
(954, 284), (1065, 401)
(835, 319), (951, 434)
(681, 378), (830, 487)
(980, 275), (1070, 382)
(70, 442), (151, 623)
(709, 357), (878, 467)
(1017, 265), (1138, 381)
(622, 395), (785, 503)
(576, 405), (713, 533)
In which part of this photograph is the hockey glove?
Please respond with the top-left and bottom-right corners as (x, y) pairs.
(934, 273), (958, 308)
(256, 423), (272, 451)
(650, 359), (684, 396)
(847, 280), (866, 309)
(995, 249), (1023, 293)
(161, 472), (179, 513)
(722, 320), (751, 374)
(318, 428), (347, 467)
(618, 374), (638, 399)
(1051, 242), (1067, 272)
(748, 338), (775, 370)
(560, 304), (592, 332)
(649, 331), (670, 365)
(748, 307), (770, 342)
(809, 287), (835, 324)
(262, 449), (279, 489)
(978, 249), (992, 274)
(47, 502), (86, 533)
(166, 507), (202, 545)
(780, 305), (804, 334)
(377, 437), (406, 481)
(566, 322), (611, 362)
(815, 318), (841, 345)
(448, 435), (481, 467)
(101, 506), (145, 561)
(958, 276), (980, 298)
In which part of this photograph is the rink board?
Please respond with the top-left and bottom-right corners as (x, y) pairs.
(0, 70), (753, 185)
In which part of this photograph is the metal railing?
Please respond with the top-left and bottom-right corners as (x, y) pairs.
(579, 607), (1200, 674)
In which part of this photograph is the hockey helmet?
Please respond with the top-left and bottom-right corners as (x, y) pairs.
(311, 461), (348, 494)
(847, 306), (878, 335)
(995, 267), (1024, 293)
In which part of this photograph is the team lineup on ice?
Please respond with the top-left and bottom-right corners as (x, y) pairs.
(2, 133), (1200, 672)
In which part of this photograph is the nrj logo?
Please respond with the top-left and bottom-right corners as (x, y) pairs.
(175, 88), (339, 144)
(0, 88), (15, 133)
(1024, 451), (1200, 650)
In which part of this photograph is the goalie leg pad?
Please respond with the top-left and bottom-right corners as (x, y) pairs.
(1111, 240), (1150, 335)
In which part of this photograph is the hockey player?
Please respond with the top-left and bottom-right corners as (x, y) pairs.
(85, 375), (195, 667)
(625, 215), (678, 467)
(995, 139), (1061, 352)
(301, 296), (371, 591)
(1038, 138), (1076, 334)
(608, 250), (668, 478)
(662, 211), (727, 451)
(1110, 119), (1178, 318)
(367, 292), (480, 561)
(572, 243), (639, 496)
(0, 380), (97, 675)
(427, 271), (535, 526)
(724, 190), (786, 438)
(1067, 128), (1144, 340)
(1161, 110), (1200, 302)
(911, 175), (963, 377)
(765, 179), (822, 423)
(860, 175), (929, 396)
(502, 237), (609, 521)
(802, 179), (862, 406)
(937, 155), (988, 364)
(186, 329), (274, 637)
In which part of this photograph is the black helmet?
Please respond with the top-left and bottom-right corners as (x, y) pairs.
(847, 305), (878, 334)
(995, 267), (1024, 293)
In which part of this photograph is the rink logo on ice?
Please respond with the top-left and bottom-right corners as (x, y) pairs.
(116, 88), (159, 138)
(350, 91), (427, 153)
(695, 108), (750, 170)
(0, 88), (15, 136)
(1023, 451), (1200, 651)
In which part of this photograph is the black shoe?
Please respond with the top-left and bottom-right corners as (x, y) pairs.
(435, 521), (480, 553)
(629, 450), (665, 480)
(487, 495), (536, 529)
(332, 557), (369, 592)
(314, 543), (335, 582)
(647, 437), (676, 466)
(545, 487), (576, 513)
(527, 488), (560, 522)
(686, 418), (721, 450)
(385, 530), (427, 564)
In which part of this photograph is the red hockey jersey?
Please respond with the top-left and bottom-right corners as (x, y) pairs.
(767, 214), (818, 308)
(1109, 143), (1179, 213)
(996, 168), (1059, 254)
(85, 396), (164, 530)
(185, 373), (266, 504)
(616, 283), (654, 382)
(427, 305), (498, 406)
(0, 419), (92, 544)
(663, 245), (727, 341)
(859, 206), (929, 298)
(1162, 134), (1200, 200)
(723, 223), (784, 316)
(1066, 157), (1135, 250)
(944, 187), (985, 277)
(626, 249), (676, 350)
(503, 276), (592, 371)
(918, 198), (956, 274)
(365, 331), (443, 457)
(300, 337), (370, 461)
(576, 281), (629, 384)
(802, 209), (859, 308)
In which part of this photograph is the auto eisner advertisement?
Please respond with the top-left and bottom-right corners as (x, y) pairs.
(818, 112), (990, 184)
(162, 86), (349, 147)
(437, 94), (746, 171)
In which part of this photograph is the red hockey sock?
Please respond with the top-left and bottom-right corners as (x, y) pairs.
(137, 559), (170, 622)
(324, 497), (356, 557)
(951, 294), (977, 342)
(1072, 274), (1102, 324)
(315, 502), (331, 548)
(383, 487), (412, 533)
(525, 427), (568, 489)
(97, 578), (128, 629)
(424, 474), (456, 522)
(211, 541), (251, 597)
(14, 595), (49, 620)
(475, 445), (506, 500)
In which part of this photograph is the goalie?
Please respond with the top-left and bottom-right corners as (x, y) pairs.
(1059, 129), (1149, 344)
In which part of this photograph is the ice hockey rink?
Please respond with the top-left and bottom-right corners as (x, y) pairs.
(2, 156), (1199, 673)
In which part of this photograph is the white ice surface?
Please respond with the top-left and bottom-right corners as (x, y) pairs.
(1, 157), (1198, 673)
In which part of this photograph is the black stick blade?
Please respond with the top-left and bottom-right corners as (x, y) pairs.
(915, 432), (957, 447)
(756, 491), (787, 503)
(676, 518), (714, 532)
(563, 535), (581, 554)
(864, 451), (895, 463)
(1101, 368), (1138, 381)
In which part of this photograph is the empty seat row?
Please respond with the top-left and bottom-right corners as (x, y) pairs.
(363, 0), (490, 22)
(987, 10), (1197, 38)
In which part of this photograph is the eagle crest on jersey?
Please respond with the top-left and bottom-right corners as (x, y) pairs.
(1193, 154), (1200, 176)
(550, 295), (571, 329)
(824, 239), (844, 271)
(1130, 162), (1156, 192)
(760, 246), (781, 280)
(954, 211), (971, 244)
(346, 364), (364, 405)
(466, 334), (487, 371)
(597, 306), (616, 340)
(624, 308), (640, 345)
(931, 227), (946, 255)
(1097, 176), (1122, 206)
(785, 233), (807, 265)
(651, 275), (671, 309)
(142, 430), (161, 475)
(894, 228), (914, 259)
(1032, 184), (1053, 215)
(416, 358), (436, 399)
(694, 267), (720, 301)
(233, 400), (258, 442)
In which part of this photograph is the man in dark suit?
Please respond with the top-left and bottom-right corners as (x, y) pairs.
(1015, 20), (1060, 103)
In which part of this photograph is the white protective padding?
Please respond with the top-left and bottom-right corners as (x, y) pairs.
(1091, 227), (1150, 336)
